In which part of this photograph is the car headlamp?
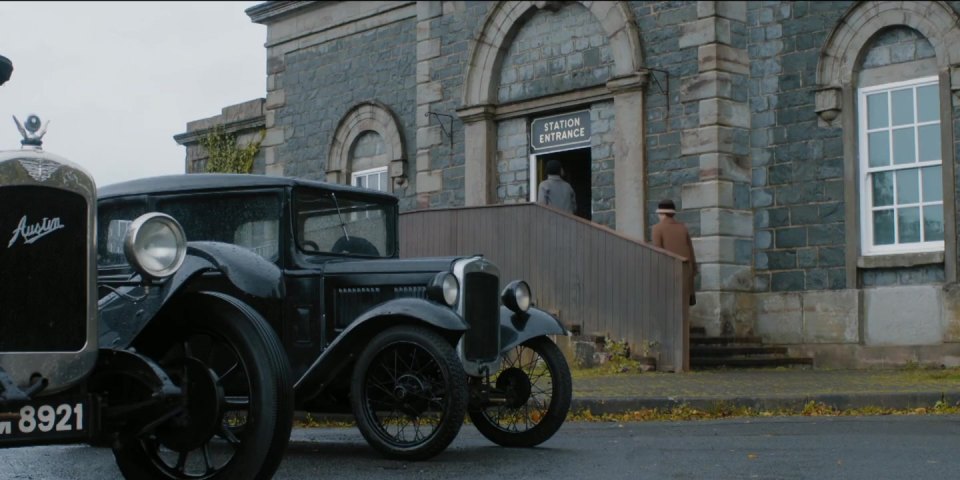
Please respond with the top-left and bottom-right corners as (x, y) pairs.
(501, 280), (531, 313)
(124, 212), (187, 280)
(427, 272), (459, 307)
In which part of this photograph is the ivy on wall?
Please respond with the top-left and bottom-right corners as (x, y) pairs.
(199, 125), (265, 174)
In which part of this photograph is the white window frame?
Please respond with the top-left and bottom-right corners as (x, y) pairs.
(858, 76), (944, 256)
(351, 166), (389, 193)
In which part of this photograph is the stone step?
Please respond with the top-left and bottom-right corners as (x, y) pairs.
(690, 345), (788, 357)
(690, 336), (764, 346)
(691, 356), (814, 369)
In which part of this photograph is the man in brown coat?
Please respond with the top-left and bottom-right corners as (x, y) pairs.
(652, 199), (697, 305)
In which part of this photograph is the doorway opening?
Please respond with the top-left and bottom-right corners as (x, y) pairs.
(530, 147), (592, 220)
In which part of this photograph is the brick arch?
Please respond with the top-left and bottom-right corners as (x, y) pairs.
(816, 1), (960, 118)
(819, 1), (960, 86)
(461, 0), (643, 108)
(327, 102), (405, 185)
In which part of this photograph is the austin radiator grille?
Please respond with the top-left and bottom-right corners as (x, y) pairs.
(0, 186), (87, 352)
(461, 271), (499, 362)
(333, 285), (426, 329)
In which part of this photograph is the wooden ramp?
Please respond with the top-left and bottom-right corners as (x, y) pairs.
(400, 203), (691, 372)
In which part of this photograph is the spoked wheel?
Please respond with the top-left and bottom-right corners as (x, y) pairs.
(350, 325), (468, 461)
(113, 294), (293, 480)
(468, 336), (572, 447)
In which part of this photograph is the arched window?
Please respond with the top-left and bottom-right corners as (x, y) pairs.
(349, 131), (389, 192)
(816, 1), (960, 283)
(327, 102), (406, 192)
(856, 27), (942, 255)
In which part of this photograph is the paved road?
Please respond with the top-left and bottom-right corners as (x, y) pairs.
(4, 416), (960, 479)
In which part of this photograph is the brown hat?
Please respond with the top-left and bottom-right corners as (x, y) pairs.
(656, 199), (676, 214)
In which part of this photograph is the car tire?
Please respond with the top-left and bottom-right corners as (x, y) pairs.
(112, 292), (293, 480)
(350, 325), (468, 461)
(468, 336), (571, 447)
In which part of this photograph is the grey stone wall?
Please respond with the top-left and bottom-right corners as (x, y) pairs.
(748, 1), (852, 292)
(860, 27), (936, 69)
(497, 3), (614, 104)
(633, 1), (703, 237)
(496, 117), (528, 203)
(589, 101), (616, 227)
(413, 1), (492, 209)
(274, 17), (418, 210)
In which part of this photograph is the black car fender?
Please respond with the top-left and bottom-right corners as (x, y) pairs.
(294, 298), (468, 403)
(498, 306), (569, 353)
(98, 241), (283, 348)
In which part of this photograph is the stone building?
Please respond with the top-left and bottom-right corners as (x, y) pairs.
(177, 1), (960, 368)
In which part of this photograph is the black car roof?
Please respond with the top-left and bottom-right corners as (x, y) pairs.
(98, 173), (398, 203)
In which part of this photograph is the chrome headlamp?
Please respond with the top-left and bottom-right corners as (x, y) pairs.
(427, 272), (459, 307)
(501, 280), (531, 313)
(124, 212), (187, 280)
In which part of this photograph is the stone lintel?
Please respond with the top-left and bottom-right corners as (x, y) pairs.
(605, 70), (650, 94)
(456, 104), (496, 123)
(698, 43), (749, 75)
(681, 180), (735, 209)
(699, 98), (750, 128)
(699, 207), (753, 237)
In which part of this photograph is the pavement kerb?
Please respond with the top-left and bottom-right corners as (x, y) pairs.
(572, 391), (960, 415)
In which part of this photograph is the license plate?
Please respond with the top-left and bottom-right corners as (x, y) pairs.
(0, 396), (90, 445)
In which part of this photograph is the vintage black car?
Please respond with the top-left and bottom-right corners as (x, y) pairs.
(1, 116), (572, 479)
(96, 172), (573, 460)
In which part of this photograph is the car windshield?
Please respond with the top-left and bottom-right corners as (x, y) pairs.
(295, 188), (394, 258)
(98, 191), (282, 267)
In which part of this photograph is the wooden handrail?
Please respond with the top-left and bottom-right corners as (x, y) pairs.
(400, 203), (689, 372)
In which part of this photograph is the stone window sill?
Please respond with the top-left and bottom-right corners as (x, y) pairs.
(857, 251), (944, 269)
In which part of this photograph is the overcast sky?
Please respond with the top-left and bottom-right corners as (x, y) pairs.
(0, 1), (265, 187)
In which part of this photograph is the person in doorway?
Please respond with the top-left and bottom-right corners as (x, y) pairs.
(537, 159), (576, 215)
(652, 199), (698, 305)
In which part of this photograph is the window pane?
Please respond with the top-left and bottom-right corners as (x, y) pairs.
(916, 84), (939, 123)
(891, 128), (915, 164)
(917, 124), (941, 162)
(874, 210), (895, 245)
(868, 131), (890, 167)
(896, 169), (919, 204)
(872, 171), (894, 207)
(890, 89), (914, 126)
(867, 92), (888, 129)
(922, 165), (942, 202)
(924, 204), (944, 241)
(377, 172), (388, 192)
(898, 207), (921, 243)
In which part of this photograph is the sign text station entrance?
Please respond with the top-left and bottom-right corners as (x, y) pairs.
(530, 110), (591, 153)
